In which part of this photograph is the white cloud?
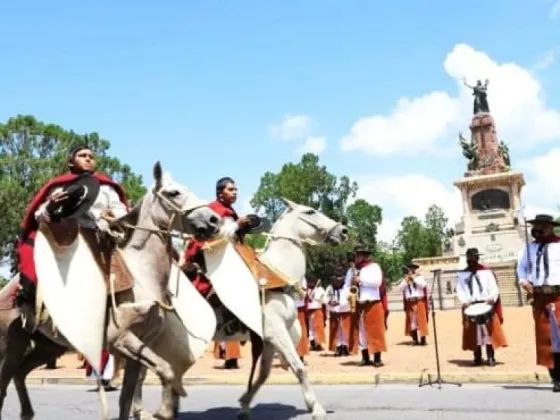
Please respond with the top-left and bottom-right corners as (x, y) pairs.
(354, 174), (462, 242)
(551, 1), (560, 18)
(519, 148), (560, 217)
(269, 115), (311, 141)
(532, 49), (556, 71)
(296, 136), (326, 155)
(340, 43), (560, 156)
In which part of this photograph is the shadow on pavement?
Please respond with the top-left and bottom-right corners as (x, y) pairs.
(501, 385), (552, 391)
(177, 403), (308, 419)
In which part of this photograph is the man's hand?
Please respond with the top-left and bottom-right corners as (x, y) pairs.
(520, 281), (534, 294)
(351, 277), (360, 286)
(485, 298), (495, 305)
(462, 303), (470, 310)
(237, 217), (251, 227)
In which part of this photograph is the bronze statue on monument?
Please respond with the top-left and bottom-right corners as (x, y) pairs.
(458, 77), (510, 176)
(463, 78), (490, 115)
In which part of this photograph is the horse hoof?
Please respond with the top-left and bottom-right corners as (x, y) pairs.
(20, 415), (34, 420)
(236, 410), (251, 420)
(133, 410), (154, 420)
(311, 406), (327, 420)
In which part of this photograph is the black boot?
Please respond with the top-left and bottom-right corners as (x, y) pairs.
(341, 345), (350, 356)
(14, 278), (37, 334)
(334, 345), (343, 357)
(473, 346), (483, 366)
(420, 336), (427, 346)
(411, 330), (419, 345)
(360, 349), (372, 366)
(373, 352), (384, 368)
(224, 358), (239, 369)
(551, 353), (560, 392)
(486, 345), (496, 366)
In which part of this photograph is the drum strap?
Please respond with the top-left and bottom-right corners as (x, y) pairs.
(467, 272), (483, 296)
(536, 243), (550, 284)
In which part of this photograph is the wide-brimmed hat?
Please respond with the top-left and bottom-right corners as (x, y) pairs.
(45, 175), (100, 222)
(526, 214), (560, 227)
(240, 214), (272, 234)
(353, 244), (371, 254)
(464, 247), (483, 257)
(403, 262), (420, 270)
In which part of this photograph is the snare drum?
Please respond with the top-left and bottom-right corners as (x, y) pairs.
(464, 302), (494, 325)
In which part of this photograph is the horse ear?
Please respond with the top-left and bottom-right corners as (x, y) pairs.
(280, 197), (296, 208)
(153, 161), (163, 190)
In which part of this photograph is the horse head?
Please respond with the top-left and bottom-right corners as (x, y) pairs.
(272, 197), (348, 245)
(146, 161), (220, 241)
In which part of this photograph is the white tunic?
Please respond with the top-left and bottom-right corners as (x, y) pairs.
(35, 184), (127, 231)
(307, 286), (327, 310)
(325, 285), (351, 314)
(456, 269), (500, 304)
(357, 263), (383, 302)
(517, 241), (560, 286)
(397, 275), (427, 299)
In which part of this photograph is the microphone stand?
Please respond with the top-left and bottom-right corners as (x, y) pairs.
(419, 268), (462, 389)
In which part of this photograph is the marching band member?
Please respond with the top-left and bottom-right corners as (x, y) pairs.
(456, 248), (506, 366)
(348, 244), (389, 367)
(295, 278), (310, 363)
(306, 278), (327, 351)
(397, 263), (429, 345)
(325, 277), (355, 356)
(517, 214), (560, 392)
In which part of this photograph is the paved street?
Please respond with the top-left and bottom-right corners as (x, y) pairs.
(1, 383), (560, 419)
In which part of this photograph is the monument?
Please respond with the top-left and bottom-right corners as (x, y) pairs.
(450, 78), (526, 265)
(410, 79), (528, 308)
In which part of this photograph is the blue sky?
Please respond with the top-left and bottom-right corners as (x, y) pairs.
(1, 0), (560, 249)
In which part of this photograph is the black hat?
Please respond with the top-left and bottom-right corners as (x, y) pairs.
(45, 175), (101, 222)
(465, 247), (482, 256)
(526, 214), (560, 226)
(353, 244), (371, 254)
(404, 262), (420, 270)
(239, 214), (272, 234)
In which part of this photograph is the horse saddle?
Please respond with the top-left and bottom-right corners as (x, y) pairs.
(231, 242), (289, 290)
(44, 221), (134, 295)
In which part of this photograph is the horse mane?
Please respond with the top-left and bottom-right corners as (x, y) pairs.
(117, 197), (144, 248)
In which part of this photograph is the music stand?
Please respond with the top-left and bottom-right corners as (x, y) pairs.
(419, 268), (462, 389)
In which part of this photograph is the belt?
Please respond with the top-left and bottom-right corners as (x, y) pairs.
(359, 300), (380, 304)
(406, 297), (421, 302)
(533, 285), (560, 294)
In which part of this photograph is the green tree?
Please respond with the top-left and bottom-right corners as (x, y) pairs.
(396, 204), (448, 262)
(250, 153), (358, 221)
(0, 115), (147, 272)
(346, 199), (383, 250)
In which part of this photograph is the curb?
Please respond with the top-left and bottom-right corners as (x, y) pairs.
(26, 371), (546, 386)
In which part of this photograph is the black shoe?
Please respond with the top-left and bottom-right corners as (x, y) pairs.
(359, 349), (372, 366)
(486, 345), (496, 366)
(224, 359), (239, 369)
(334, 345), (343, 357)
(341, 345), (350, 356)
(420, 336), (427, 346)
(411, 330), (419, 345)
(473, 347), (483, 366)
(373, 352), (384, 367)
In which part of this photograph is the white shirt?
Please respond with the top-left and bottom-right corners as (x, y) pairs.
(456, 269), (499, 304)
(356, 262), (383, 302)
(307, 286), (327, 309)
(219, 215), (241, 238)
(517, 241), (560, 286)
(35, 184), (127, 231)
(325, 285), (350, 313)
(397, 275), (427, 299)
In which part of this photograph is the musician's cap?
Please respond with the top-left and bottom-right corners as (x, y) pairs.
(465, 247), (483, 256)
(403, 262), (420, 270)
(526, 214), (560, 226)
(353, 244), (371, 254)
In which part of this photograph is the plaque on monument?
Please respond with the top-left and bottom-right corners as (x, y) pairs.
(471, 188), (511, 211)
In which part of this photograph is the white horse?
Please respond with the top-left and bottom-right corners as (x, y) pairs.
(124, 198), (348, 420)
(0, 161), (221, 420)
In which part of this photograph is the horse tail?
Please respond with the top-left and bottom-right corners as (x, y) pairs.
(246, 330), (263, 393)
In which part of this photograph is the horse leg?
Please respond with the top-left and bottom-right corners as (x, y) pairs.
(112, 331), (178, 420)
(270, 317), (326, 420)
(237, 342), (275, 420)
(118, 358), (142, 420)
(12, 341), (67, 420)
(131, 366), (152, 420)
(0, 318), (31, 418)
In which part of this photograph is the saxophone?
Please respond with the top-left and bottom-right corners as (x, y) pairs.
(348, 264), (360, 313)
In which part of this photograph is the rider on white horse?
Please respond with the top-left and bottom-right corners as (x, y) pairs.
(15, 144), (130, 333)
